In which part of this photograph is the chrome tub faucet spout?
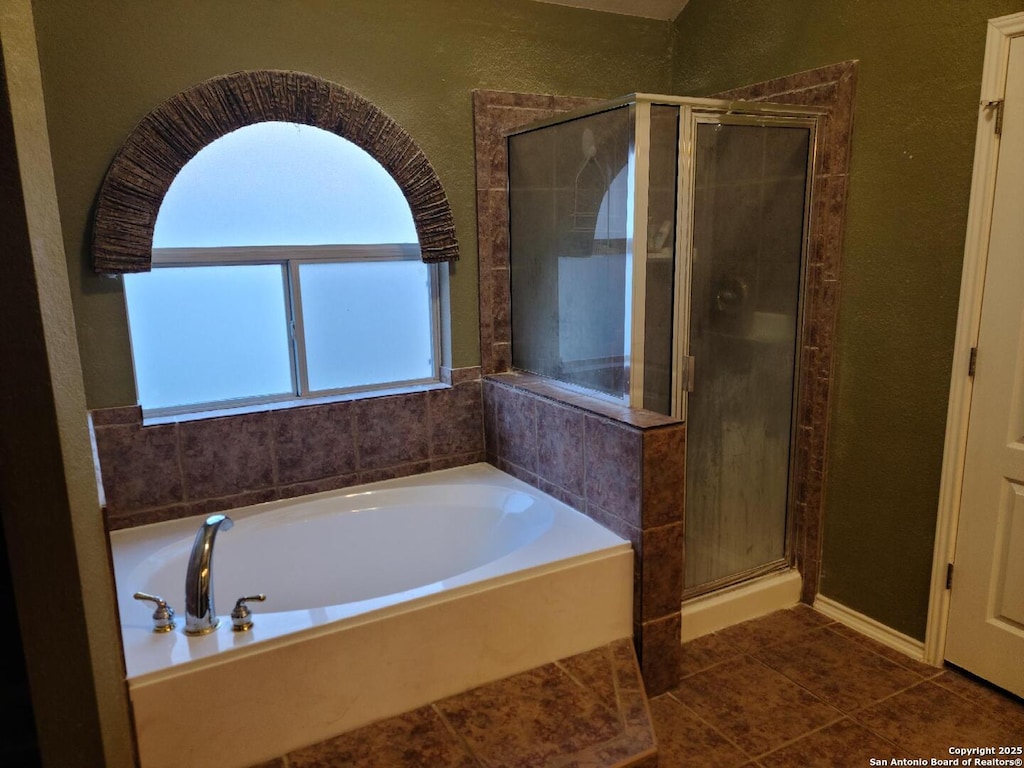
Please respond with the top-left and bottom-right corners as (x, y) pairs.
(184, 513), (233, 635)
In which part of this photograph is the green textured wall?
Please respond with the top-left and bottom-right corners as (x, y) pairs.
(31, 0), (671, 408)
(672, 0), (1024, 639)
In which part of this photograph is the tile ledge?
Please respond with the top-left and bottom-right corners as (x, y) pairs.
(485, 371), (683, 429)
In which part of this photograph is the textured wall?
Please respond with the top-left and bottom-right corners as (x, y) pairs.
(30, 0), (671, 408)
(672, 0), (1024, 639)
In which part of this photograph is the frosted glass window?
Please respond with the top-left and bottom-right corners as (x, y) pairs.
(124, 265), (293, 410)
(299, 261), (434, 391)
(153, 122), (418, 248)
(124, 119), (441, 416)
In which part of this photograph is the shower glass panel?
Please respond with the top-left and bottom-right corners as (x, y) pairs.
(505, 95), (820, 601)
(508, 106), (634, 400)
(683, 121), (811, 594)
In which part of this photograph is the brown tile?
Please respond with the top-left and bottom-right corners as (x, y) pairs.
(640, 612), (681, 697)
(477, 188), (510, 269)
(358, 460), (432, 485)
(673, 655), (842, 756)
(449, 366), (482, 386)
(536, 398), (585, 496)
(826, 623), (940, 678)
(752, 626), (923, 712)
(495, 385), (538, 471)
(272, 401), (355, 484)
(537, 477), (584, 512)
(187, 488), (278, 516)
(932, 667), (1024, 709)
(678, 632), (742, 679)
(429, 382), (484, 458)
(483, 372), (680, 429)
(757, 718), (901, 767)
(94, 422), (183, 512)
(430, 451), (486, 472)
(641, 424), (685, 528)
(180, 412), (275, 500)
(854, 680), (1024, 759)
(436, 662), (621, 767)
(648, 694), (751, 768)
(641, 523), (683, 621)
(89, 405), (142, 426)
(355, 392), (430, 470)
(558, 644), (617, 706)
(584, 416), (642, 527)
(712, 606), (834, 653)
(285, 705), (476, 768)
(277, 473), (359, 499)
(491, 341), (512, 374)
(105, 502), (191, 530)
(489, 266), (511, 344)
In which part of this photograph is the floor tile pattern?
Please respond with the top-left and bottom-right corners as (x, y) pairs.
(252, 638), (655, 767)
(652, 605), (1024, 767)
(248, 606), (1023, 767)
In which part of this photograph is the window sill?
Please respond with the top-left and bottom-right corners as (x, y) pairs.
(140, 380), (450, 427)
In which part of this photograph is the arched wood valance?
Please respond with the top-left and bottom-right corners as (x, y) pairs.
(91, 69), (459, 272)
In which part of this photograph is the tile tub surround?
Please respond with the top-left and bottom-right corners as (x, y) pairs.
(90, 369), (484, 529)
(248, 638), (656, 768)
(484, 372), (686, 696)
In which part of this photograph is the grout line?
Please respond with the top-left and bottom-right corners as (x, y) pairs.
(663, 686), (759, 765)
(750, 714), (902, 764)
(430, 703), (487, 768)
(822, 624), (945, 681)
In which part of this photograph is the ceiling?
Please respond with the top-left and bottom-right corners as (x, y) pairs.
(529, 0), (690, 21)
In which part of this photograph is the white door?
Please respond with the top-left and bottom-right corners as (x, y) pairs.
(944, 33), (1024, 699)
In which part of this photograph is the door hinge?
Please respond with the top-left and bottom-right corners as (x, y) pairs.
(982, 99), (1005, 135)
(968, 347), (978, 377)
(946, 562), (954, 590)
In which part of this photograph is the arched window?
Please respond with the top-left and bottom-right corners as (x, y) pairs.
(122, 121), (439, 415)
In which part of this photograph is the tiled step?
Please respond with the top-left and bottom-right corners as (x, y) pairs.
(250, 637), (657, 767)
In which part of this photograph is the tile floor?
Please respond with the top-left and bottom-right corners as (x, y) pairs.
(250, 638), (657, 767)
(249, 605), (1024, 767)
(652, 605), (1024, 767)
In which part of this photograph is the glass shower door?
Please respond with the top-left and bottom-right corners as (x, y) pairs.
(683, 118), (813, 596)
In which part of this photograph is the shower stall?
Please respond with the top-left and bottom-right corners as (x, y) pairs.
(506, 94), (821, 599)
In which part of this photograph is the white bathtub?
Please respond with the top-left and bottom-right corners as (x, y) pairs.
(110, 462), (633, 768)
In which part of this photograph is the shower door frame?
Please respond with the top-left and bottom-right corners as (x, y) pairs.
(504, 96), (825, 597)
(672, 106), (822, 599)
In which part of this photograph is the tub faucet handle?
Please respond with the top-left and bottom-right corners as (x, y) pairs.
(231, 594), (266, 632)
(134, 592), (176, 633)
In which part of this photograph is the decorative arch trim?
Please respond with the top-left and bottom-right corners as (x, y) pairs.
(91, 69), (459, 272)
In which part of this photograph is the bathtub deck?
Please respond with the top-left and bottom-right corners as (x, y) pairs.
(246, 638), (656, 768)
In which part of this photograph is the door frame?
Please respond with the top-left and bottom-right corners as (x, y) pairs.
(926, 10), (1024, 667)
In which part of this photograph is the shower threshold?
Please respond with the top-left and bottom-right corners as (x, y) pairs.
(680, 568), (802, 642)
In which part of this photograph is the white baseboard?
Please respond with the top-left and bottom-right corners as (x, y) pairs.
(813, 594), (929, 663)
(680, 569), (802, 642)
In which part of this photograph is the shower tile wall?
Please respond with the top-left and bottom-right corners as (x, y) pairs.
(483, 372), (685, 696)
(715, 61), (857, 601)
(90, 367), (484, 529)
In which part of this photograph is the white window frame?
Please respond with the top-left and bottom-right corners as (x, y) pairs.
(129, 243), (441, 419)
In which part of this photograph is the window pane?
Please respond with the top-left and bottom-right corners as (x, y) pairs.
(299, 261), (434, 392)
(153, 122), (418, 248)
(124, 266), (293, 409)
